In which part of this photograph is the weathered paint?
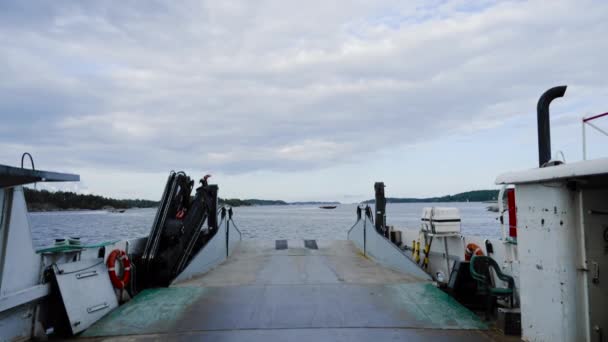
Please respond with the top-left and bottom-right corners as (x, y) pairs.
(84, 240), (485, 338)
(0, 187), (44, 341)
(515, 183), (584, 341)
(83, 283), (485, 337)
(389, 283), (486, 329)
(82, 287), (208, 336)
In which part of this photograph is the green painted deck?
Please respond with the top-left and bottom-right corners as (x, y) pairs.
(83, 240), (491, 341)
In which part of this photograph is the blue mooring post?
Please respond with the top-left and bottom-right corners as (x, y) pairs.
(374, 182), (386, 236)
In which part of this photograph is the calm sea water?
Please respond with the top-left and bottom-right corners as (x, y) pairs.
(28, 202), (501, 248)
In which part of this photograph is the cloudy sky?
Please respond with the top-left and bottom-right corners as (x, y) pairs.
(1, 0), (607, 202)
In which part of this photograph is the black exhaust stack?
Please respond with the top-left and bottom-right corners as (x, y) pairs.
(537, 85), (567, 167)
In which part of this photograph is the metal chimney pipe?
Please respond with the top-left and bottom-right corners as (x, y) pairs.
(537, 85), (567, 167)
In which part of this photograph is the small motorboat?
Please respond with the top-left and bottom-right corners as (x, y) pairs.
(319, 205), (337, 209)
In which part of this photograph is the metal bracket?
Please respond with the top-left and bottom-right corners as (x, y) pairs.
(87, 302), (109, 314)
(76, 270), (98, 279)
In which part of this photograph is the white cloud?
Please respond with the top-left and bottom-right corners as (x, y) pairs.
(1, 0), (607, 199)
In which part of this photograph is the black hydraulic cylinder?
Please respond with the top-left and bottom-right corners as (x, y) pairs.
(537, 85), (567, 167)
(374, 182), (386, 234)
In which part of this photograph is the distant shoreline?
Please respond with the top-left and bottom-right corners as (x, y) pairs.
(24, 188), (158, 212)
(219, 199), (341, 207)
(27, 207), (159, 213)
(28, 201), (495, 213)
(363, 190), (499, 204)
(24, 188), (499, 211)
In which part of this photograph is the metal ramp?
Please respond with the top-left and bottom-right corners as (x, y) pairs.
(83, 240), (490, 341)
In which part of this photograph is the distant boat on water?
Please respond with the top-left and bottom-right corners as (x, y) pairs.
(319, 205), (337, 209)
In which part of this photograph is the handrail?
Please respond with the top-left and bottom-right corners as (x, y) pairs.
(20, 152), (35, 170)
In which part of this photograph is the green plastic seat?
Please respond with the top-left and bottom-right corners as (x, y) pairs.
(469, 255), (515, 320)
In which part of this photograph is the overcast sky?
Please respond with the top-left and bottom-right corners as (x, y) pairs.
(1, 0), (607, 202)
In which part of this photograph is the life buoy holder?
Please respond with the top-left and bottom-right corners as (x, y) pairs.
(465, 243), (484, 261)
(107, 249), (131, 289)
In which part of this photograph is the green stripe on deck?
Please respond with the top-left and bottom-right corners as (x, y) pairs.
(83, 283), (485, 337)
(389, 283), (487, 330)
(82, 287), (208, 337)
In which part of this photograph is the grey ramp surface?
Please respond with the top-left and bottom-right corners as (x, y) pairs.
(84, 240), (490, 340)
(174, 283), (486, 332)
(175, 240), (426, 287)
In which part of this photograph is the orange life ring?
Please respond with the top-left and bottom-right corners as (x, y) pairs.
(465, 243), (484, 261)
(107, 249), (131, 289)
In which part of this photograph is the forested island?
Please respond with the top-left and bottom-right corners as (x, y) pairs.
(363, 190), (499, 204)
(24, 188), (158, 212)
(218, 199), (340, 207)
(23, 188), (339, 211)
(23, 188), (497, 212)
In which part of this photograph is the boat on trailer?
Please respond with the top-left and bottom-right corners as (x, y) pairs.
(0, 86), (606, 341)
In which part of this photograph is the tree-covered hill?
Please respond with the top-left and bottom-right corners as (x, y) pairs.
(218, 198), (288, 206)
(244, 199), (288, 205)
(363, 190), (499, 203)
(23, 188), (338, 211)
(24, 188), (158, 211)
(218, 199), (339, 206)
(218, 198), (254, 207)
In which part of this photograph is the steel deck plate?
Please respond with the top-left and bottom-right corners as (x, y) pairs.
(83, 240), (488, 340)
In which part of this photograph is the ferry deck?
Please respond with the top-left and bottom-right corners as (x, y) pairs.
(82, 240), (504, 341)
